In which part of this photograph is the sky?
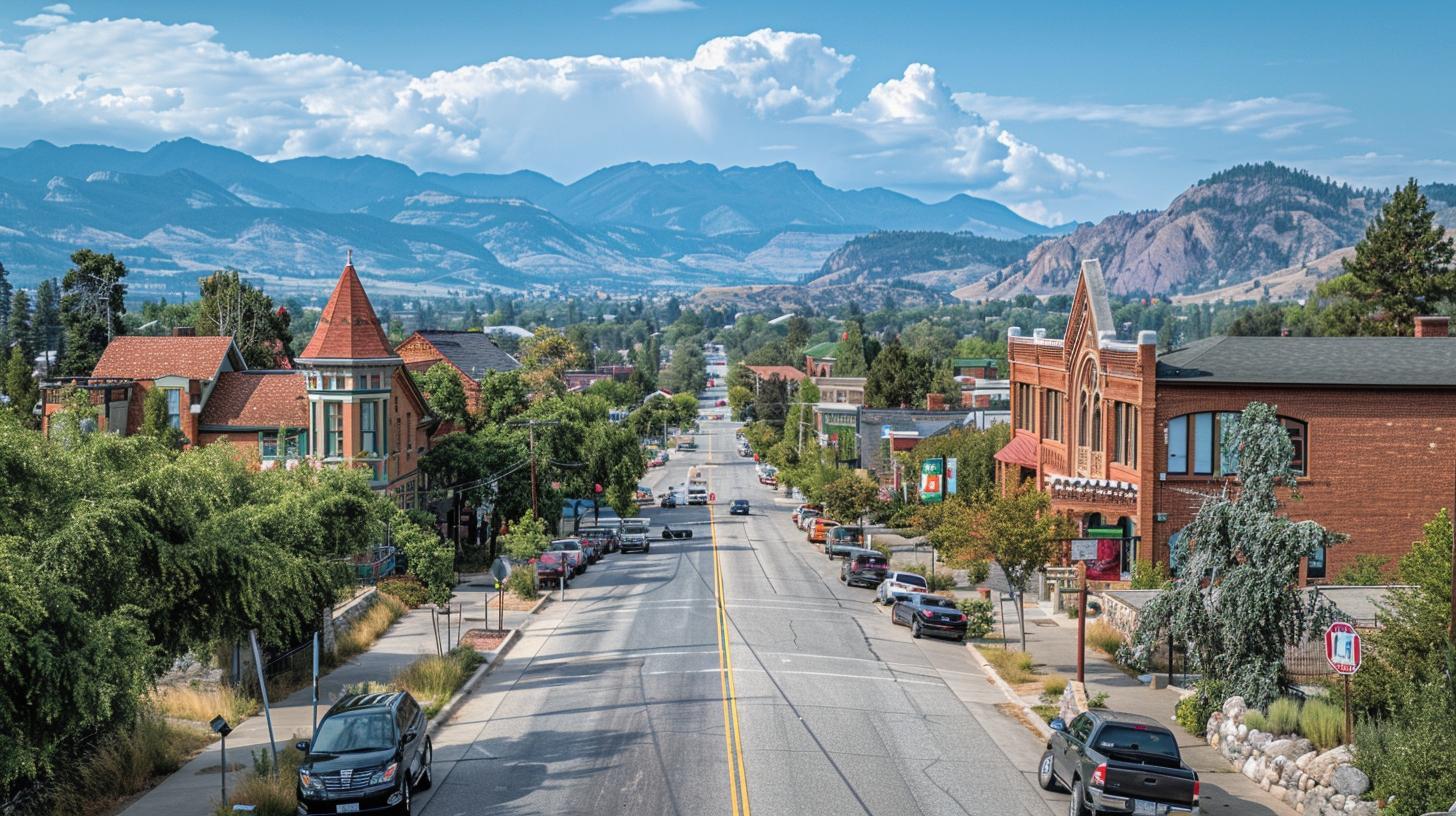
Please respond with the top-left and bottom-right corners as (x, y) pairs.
(0, 0), (1452, 225)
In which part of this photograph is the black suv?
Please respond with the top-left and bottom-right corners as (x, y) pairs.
(296, 691), (433, 815)
(839, 549), (889, 588)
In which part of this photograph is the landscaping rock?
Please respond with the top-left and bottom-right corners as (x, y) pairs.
(1331, 765), (1370, 797)
(1295, 750), (1316, 770)
(1264, 739), (1299, 761)
(1222, 695), (1247, 720)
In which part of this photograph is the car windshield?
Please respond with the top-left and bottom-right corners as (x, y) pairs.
(733, 500), (748, 506)
(1097, 725), (1181, 760)
(897, 574), (929, 588)
(551, 541), (581, 551)
(312, 712), (395, 753)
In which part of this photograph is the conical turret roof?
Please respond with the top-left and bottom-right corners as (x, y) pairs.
(298, 255), (398, 362)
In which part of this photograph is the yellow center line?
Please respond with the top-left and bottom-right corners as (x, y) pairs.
(707, 426), (751, 815)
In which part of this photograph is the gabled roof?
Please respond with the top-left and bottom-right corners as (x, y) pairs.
(404, 331), (520, 381)
(199, 371), (308, 428)
(1156, 335), (1456, 387)
(1078, 259), (1116, 340)
(92, 336), (239, 381)
(298, 258), (397, 362)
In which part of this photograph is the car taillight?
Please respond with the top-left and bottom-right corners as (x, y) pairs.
(1192, 780), (1200, 802)
(920, 609), (935, 618)
(1090, 762), (1107, 788)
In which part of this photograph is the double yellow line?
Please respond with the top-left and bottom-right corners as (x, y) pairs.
(707, 431), (751, 815)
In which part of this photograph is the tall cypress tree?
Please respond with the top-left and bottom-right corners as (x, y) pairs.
(31, 278), (61, 371)
(1333, 179), (1456, 335)
(835, 321), (868, 376)
(0, 260), (12, 344)
(4, 344), (38, 423)
(8, 289), (32, 365)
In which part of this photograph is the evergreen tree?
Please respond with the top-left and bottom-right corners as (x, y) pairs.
(196, 270), (293, 368)
(31, 279), (61, 370)
(864, 337), (930, 408)
(1325, 179), (1456, 335)
(8, 289), (33, 365)
(834, 321), (868, 376)
(59, 250), (128, 376)
(785, 315), (811, 354)
(4, 345), (38, 422)
(0, 260), (11, 345)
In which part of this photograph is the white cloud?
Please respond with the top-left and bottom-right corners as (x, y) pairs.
(0, 16), (1095, 205)
(1008, 200), (1067, 227)
(955, 91), (1349, 140)
(609, 0), (699, 15)
(41, 3), (73, 14)
(14, 13), (68, 28)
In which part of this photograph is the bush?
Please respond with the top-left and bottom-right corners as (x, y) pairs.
(1356, 682), (1456, 816)
(336, 593), (406, 660)
(1085, 621), (1124, 655)
(1130, 560), (1172, 590)
(1174, 679), (1228, 736)
(213, 742), (305, 816)
(1298, 698), (1344, 750)
(393, 646), (485, 718)
(977, 646), (1036, 685)
(377, 575), (430, 608)
(960, 559), (990, 587)
(1087, 691), (1109, 709)
(50, 711), (211, 816)
(902, 562), (956, 592)
(1266, 697), (1301, 736)
(507, 563), (539, 600)
(152, 682), (258, 725)
(956, 598), (995, 639)
(1041, 675), (1068, 703)
(1244, 709), (1267, 732)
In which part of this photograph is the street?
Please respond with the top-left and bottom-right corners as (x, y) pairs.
(414, 388), (1061, 816)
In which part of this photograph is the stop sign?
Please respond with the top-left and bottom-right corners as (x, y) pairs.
(1324, 622), (1361, 675)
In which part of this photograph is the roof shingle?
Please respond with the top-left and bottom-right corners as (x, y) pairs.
(1157, 335), (1456, 387)
(299, 260), (396, 361)
(405, 331), (520, 381)
(199, 371), (308, 428)
(92, 336), (235, 381)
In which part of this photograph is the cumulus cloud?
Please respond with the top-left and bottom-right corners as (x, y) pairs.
(0, 15), (1096, 207)
(955, 91), (1349, 140)
(14, 13), (69, 28)
(609, 0), (699, 15)
(41, 3), (73, 14)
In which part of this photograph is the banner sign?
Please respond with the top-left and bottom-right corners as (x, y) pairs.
(919, 458), (944, 503)
(946, 457), (958, 495)
(1072, 533), (1122, 582)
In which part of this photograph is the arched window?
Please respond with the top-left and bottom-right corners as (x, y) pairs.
(1075, 357), (1100, 451)
(1164, 412), (1308, 477)
(1091, 395), (1103, 452)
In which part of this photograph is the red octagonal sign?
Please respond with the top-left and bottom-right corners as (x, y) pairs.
(1324, 621), (1361, 675)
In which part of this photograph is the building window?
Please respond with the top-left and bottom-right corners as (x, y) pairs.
(1091, 396), (1103, 452)
(1043, 390), (1064, 442)
(324, 402), (342, 457)
(261, 431), (304, 459)
(1167, 415), (1188, 473)
(1112, 402), (1138, 467)
(1307, 544), (1326, 579)
(164, 388), (181, 429)
(1165, 412), (1308, 477)
(1282, 418), (1307, 476)
(1015, 383), (1036, 431)
(361, 401), (378, 456)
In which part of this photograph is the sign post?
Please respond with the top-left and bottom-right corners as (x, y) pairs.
(490, 557), (513, 632)
(919, 457), (945, 503)
(1324, 622), (1362, 745)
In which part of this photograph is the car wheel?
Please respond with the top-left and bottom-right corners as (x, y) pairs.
(1037, 750), (1063, 792)
(1069, 779), (1089, 816)
(644, 544), (651, 553)
(398, 778), (413, 815)
(416, 738), (433, 790)
(911, 620), (923, 639)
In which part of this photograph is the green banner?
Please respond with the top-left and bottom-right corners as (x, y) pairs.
(919, 458), (944, 503)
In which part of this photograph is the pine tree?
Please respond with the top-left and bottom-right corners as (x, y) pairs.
(835, 321), (868, 376)
(864, 336), (930, 408)
(31, 278), (60, 372)
(8, 289), (33, 365)
(4, 344), (38, 423)
(59, 250), (128, 376)
(0, 260), (11, 345)
(1333, 178), (1456, 335)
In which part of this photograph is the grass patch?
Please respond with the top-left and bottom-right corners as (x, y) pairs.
(213, 742), (305, 816)
(152, 683), (258, 725)
(1085, 621), (1124, 655)
(1087, 690), (1109, 709)
(1298, 698), (1344, 750)
(1267, 697), (1301, 736)
(1031, 704), (1059, 724)
(336, 593), (407, 660)
(394, 646), (486, 718)
(1041, 675), (1068, 701)
(1244, 709), (1267, 731)
(48, 711), (211, 816)
(977, 646), (1038, 685)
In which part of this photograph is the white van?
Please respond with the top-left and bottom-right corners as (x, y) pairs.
(686, 485), (708, 505)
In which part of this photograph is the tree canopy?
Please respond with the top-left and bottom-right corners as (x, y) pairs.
(196, 269), (293, 368)
(59, 250), (128, 376)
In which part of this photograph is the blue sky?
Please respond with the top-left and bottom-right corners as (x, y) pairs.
(1, 0), (1451, 223)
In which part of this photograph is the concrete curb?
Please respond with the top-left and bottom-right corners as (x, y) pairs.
(527, 594), (552, 615)
(427, 627), (522, 736)
(963, 641), (1053, 741)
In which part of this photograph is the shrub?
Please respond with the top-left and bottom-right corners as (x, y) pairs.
(1087, 691), (1109, 709)
(1041, 675), (1068, 703)
(1085, 621), (1124, 655)
(214, 742), (305, 816)
(506, 563), (539, 600)
(336, 593), (406, 660)
(50, 711), (211, 816)
(960, 559), (990, 587)
(152, 682), (258, 725)
(377, 575), (430, 608)
(902, 562), (956, 591)
(1266, 697), (1301, 736)
(1130, 560), (1171, 590)
(1174, 679), (1228, 736)
(1298, 698), (1344, 750)
(394, 647), (485, 718)
(956, 598), (995, 639)
(1356, 682), (1456, 816)
(977, 647), (1037, 685)
(1244, 710), (1267, 731)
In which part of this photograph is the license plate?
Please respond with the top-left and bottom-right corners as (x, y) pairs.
(336, 805), (360, 814)
(1133, 801), (1166, 816)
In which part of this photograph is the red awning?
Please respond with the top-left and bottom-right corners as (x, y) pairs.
(994, 434), (1040, 468)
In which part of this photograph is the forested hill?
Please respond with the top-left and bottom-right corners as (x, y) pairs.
(803, 231), (1043, 289)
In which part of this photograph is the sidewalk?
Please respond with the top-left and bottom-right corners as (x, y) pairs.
(122, 578), (535, 816)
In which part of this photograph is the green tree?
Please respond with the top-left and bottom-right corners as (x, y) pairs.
(7, 288), (32, 365)
(785, 315), (811, 355)
(865, 337), (930, 408)
(139, 386), (186, 449)
(500, 511), (551, 562)
(960, 481), (1074, 650)
(835, 321), (868, 376)
(394, 514), (454, 619)
(520, 326), (584, 387)
(727, 384), (753, 420)
(413, 362), (473, 431)
(31, 278), (61, 368)
(0, 260), (11, 347)
(587, 424), (646, 518)
(1125, 402), (1342, 708)
(1321, 179), (1456, 336)
(662, 339), (707, 395)
(4, 345), (38, 423)
(477, 369), (530, 426)
(59, 250), (128, 376)
(820, 471), (882, 526)
(196, 269), (294, 368)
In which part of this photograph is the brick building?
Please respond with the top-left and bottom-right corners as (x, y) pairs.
(395, 330), (520, 411)
(1000, 259), (1456, 584)
(43, 257), (436, 502)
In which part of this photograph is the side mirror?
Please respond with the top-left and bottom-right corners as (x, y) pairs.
(1049, 718), (1067, 733)
(295, 739), (311, 753)
(403, 730), (418, 743)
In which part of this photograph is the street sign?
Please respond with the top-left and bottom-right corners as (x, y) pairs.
(1070, 539), (1099, 561)
(919, 458), (944, 503)
(489, 557), (513, 583)
(1324, 622), (1361, 674)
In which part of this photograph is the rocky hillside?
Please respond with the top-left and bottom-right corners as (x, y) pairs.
(958, 163), (1381, 299)
(803, 231), (1043, 289)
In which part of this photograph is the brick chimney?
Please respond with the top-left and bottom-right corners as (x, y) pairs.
(1414, 316), (1449, 338)
(926, 392), (946, 411)
(173, 326), (196, 337)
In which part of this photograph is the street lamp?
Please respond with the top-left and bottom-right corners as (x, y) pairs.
(210, 715), (233, 804)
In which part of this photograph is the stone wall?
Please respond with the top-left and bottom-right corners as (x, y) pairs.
(1207, 696), (1375, 816)
(323, 587), (379, 655)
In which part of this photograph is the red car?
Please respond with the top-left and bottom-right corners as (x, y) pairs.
(535, 551), (571, 588)
(647, 457), (664, 468)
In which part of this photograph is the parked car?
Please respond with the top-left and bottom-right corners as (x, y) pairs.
(687, 485), (709, 505)
(548, 539), (587, 575)
(620, 530), (650, 553)
(840, 549), (889, 588)
(758, 472), (778, 486)
(791, 503), (823, 525)
(876, 571), (930, 604)
(891, 593), (969, 641)
(825, 525), (865, 559)
(807, 517), (839, 545)
(646, 457), (665, 469)
(1040, 710), (1200, 816)
(296, 690), (432, 816)
(635, 486), (656, 505)
(729, 499), (750, 515)
(676, 440), (698, 452)
(660, 492), (678, 509)
(738, 446), (753, 458)
(797, 508), (822, 531)
(535, 551), (571, 588)
(578, 527), (617, 556)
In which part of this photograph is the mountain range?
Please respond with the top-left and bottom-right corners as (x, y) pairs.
(0, 138), (1064, 296)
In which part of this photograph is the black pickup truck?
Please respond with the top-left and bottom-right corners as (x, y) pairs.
(1039, 710), (1199, 816)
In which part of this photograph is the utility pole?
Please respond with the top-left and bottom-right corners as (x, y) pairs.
(508, 418), (560, 520)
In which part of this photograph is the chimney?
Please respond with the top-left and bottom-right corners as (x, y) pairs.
(1415, 316), (1450, 338)
(173, 326), (196, 337)
(926, 393), (946, 411)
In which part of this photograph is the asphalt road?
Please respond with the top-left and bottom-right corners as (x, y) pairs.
(416, 397), (1061, 816)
